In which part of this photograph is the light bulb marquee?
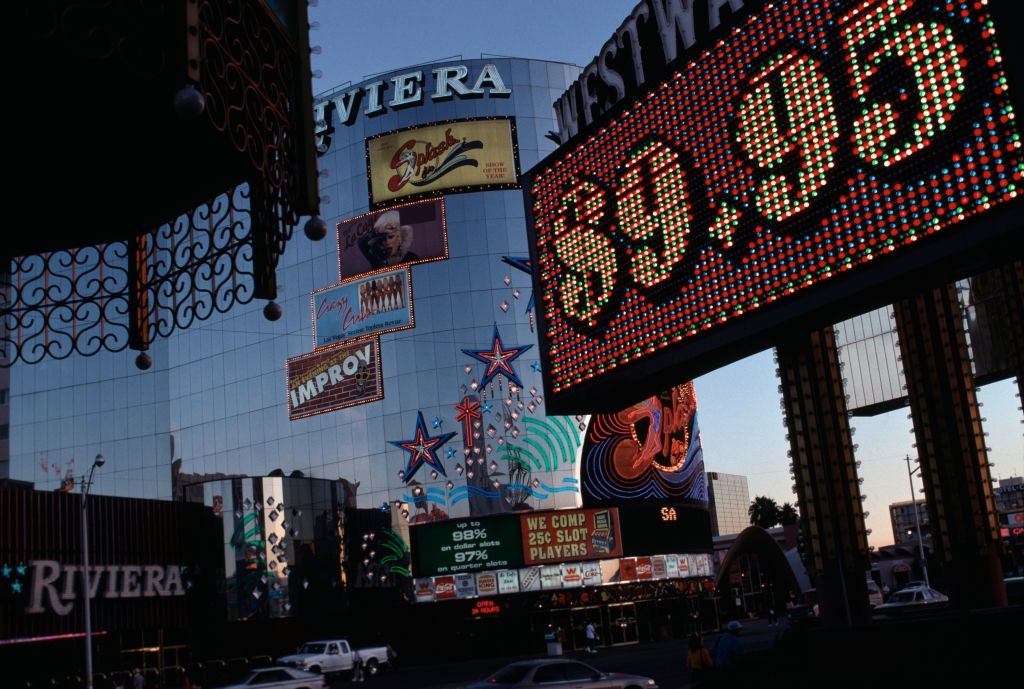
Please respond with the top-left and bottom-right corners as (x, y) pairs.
(526, 0), (1023, 412)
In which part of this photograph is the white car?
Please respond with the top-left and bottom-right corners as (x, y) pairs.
(875, 585), (949, 614)
(278, 638), (395, 676)
(219, 667), (326, 689)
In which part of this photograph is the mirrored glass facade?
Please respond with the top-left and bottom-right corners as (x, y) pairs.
(8, 58), (585, 522)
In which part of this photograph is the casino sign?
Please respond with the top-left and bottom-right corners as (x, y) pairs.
(525, 0), (1024, 412)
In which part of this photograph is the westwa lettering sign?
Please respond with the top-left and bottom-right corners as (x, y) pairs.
(26, 560), (185, 616)
(315, 63), (512, 153)
(554, 0), (756, 141)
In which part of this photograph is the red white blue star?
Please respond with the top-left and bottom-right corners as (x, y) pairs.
(389, 412), (457, 483)
(462, 325), (533, 389)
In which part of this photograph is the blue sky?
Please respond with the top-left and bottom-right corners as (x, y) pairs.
(309, 1), (1024, 547)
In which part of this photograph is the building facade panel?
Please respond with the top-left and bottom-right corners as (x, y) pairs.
(7, 58), (584, 524)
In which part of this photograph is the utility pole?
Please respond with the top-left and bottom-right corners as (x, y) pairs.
(82, 454), (106, 689)
(904, 455), (930, 589)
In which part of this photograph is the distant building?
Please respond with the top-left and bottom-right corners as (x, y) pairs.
(994, 476), (1024, 516)
(995, 477), (1024, 574)
(889, 499), (932, 547)
(707, 472), (750, 537)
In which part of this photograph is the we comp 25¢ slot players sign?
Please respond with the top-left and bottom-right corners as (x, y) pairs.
(526, 0), (1024, 412)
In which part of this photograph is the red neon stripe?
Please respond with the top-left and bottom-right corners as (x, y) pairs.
(0, 630), (108, 646)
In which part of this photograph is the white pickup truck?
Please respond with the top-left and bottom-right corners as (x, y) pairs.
(277, 639), (396, 677)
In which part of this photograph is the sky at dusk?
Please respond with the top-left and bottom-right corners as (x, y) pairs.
(309, 0), (1024, 548)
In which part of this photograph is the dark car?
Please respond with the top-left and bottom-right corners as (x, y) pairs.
(1005, 576), (1024, 605)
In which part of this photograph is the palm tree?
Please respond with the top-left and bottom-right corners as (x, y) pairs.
(748, 496), (781, 528)
(779, 502), (799, 525)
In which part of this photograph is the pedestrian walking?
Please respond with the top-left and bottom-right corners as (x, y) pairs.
(584, 620), (599, 655)
(767, 607), (778, 626)
(132, 668), (145, 689)
(686, 632), (714, 683)
(353, 649), (365, 682)
(713, 621), (744, 668)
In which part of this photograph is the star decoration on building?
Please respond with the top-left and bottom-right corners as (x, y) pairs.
(531, 361), (542, 373)
(388, 412), (456, 484)
(11, 581), (22, 593)
(15, 563), (26, 577)
(432, 416), (443, 429)
(462, 325), (533, 389)
(501, 256), (532, 274)
(1, 564), (10, 579)
(482, 401), (493, 413)
(501, 256), (536, 314)
(446, 447), (456, 459)
(454, 396), (482, 441)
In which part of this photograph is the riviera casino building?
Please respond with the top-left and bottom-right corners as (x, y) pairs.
(5, 57), (714, 666)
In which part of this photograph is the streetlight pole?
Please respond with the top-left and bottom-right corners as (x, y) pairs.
(82, 453), (105, 689)
(903, 455), (930, 589)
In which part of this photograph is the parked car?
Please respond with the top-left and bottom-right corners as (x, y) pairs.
(1005, 576), (1024, 605)
(277, 639), (395, 677)
(220, 667), (326, 689)
(460, 659), (658, 688)
(874, 586), (949, 615)
(866, 579), (884, 607)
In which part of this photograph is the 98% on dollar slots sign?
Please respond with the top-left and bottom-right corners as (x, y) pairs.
(451, 528), (488, 542)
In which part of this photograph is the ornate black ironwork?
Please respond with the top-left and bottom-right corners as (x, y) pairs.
(3, 1), (319, 366)
(2, 185), (255, 365)
(198, 0), (304, 296)
(21, 0), (170, 76)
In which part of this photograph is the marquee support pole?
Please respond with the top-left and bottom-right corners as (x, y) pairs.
(893, 284), (1006, 609)
(777, 326), (871, 626)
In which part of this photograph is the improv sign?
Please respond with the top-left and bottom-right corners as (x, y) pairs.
(520, 508), (622, 565)
(526, 0), (1024, 411)
(285, 337), (383, 420)
(367, 117), (520, 206)
(312, 267), (414, 348)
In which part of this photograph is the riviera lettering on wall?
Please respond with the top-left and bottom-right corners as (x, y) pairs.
(26, 560), (185, 616)
(553, 0), (753, 141)
(315, 63), (512, 153)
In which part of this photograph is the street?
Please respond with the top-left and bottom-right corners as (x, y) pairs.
(330, 618), (786, 689)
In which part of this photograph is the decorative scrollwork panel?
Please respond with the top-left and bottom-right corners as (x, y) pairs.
(2, 184), (256, 366)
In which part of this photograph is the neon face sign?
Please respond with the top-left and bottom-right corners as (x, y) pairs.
(527, 0), (1022, 410)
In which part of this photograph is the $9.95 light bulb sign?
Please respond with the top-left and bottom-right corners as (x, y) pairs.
(526, 0), (1023, 411)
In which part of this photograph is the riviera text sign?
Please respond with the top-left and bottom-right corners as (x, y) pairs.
(26, 560), (185, 615)
(527, 0), (1023, 412)
(315, 63), (511, 153)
